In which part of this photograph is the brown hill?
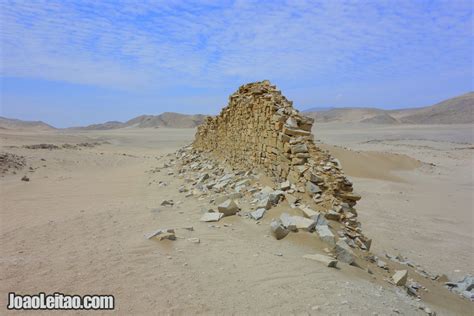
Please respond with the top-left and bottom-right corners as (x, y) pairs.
(304, 92), (473, 124)
(76, 112), (206, 130)
(392, 92), (474, 124)
(0, 117), (56, 131)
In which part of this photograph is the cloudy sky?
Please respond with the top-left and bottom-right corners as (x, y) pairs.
(1, 0), (472, 127)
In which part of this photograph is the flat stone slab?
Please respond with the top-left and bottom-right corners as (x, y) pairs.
(335, 239), (355, 264)
(303, 254), (338, 268)
(250, 208), (266, 220)
(291, 215), (316, 231)
(200, 212), (223, 222)
(146, 228), (176, 241)
(280, 213), (297, 231)
(316, 225), (336, 246)
(300, 206), (319, 218)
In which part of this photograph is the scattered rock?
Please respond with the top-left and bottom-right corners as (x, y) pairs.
(305, 181), (321, 196)
(250, 208), (266, 220)
(290, 215), (316, 231)
(217, 199), (239, 216)
(335, 239), (355, 264)
(21, 175), (30, 182)
(280, 213), (297, 231)
(377, 260), (388, 270)
(187, 237), (200, 243)
(280, 180), (291, 190)
(315, 225), (336, 246)
(324, 210), (341, 221)
(445, 275), (474, 300)
(257, 197), (272, 210)
(392, 270), (408, 286)
(303, 254), (338, 268)
(161, 200), (174, 206)
(146, 228), (176, 241)
(270, 218), (289, 240)
(200, 212), (223, 222)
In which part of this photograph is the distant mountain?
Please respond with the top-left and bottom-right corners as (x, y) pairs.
(392, 92), (474, 124)
(304, 92), (473, 124)
(302, 106), (334, 112)
(76, 112), (207, 130)
(0, 116), (56, 130)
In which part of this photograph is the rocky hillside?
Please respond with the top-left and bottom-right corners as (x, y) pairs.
(77, 112), (206, 130)
(304, 92), (473, 124)
(0, 117), (56, 131)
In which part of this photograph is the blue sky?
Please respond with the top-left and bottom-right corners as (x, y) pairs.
(1, 0), (472, 127)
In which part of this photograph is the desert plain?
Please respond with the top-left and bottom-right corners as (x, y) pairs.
(0, 120), (472, 315)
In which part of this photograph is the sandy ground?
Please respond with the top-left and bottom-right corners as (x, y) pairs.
(313, 123), (474, 281)
(0, 126), (472, 315)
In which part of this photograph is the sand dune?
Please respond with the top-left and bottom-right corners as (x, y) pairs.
(318, 143), (422, 182)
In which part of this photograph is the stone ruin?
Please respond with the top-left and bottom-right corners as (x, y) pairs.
(151, 81), (472, 306)
(192, 80), (371, 252)
(194, 81), (359, 204)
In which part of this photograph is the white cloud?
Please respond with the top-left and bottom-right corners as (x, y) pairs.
(0, 0), (471, 90)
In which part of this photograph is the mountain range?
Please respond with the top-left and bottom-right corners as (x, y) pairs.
(303, 92), (473, 124)
(1, 92), (472, 130)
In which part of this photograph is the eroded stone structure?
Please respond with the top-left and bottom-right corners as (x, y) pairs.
(194, 80), (361, 209)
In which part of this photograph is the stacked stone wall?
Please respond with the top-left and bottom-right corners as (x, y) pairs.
(194, 80), (360, 208)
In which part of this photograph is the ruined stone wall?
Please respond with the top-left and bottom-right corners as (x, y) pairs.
(194, 81), (360, 208)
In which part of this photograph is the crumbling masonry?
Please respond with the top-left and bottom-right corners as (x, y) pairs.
(193, 80), (370, 250)
(195, 81), (360, 204)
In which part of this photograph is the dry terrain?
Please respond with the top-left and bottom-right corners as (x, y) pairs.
(304, 92), (473, 124)
(0, 123), (472, 315)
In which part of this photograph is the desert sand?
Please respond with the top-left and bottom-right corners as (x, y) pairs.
(0, 124), (472, 315)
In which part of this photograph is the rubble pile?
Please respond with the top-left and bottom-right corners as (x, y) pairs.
(0, 152), (26, 175)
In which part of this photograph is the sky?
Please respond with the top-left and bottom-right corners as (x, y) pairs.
(0, 0), (472, 128)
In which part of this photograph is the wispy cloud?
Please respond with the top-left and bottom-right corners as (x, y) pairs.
(1, 0), (471, 90)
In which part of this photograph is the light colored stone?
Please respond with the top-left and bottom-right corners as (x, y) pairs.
(187, 237), (200, 243)
(250, 208), (266, 220)
(270, 218), (289, 240)
(280, 213), (297, 231)
(290, 143), (308, 154)
(335, 239), (355, 264)
(305, 181), (321, 195)
(146, 228), (176, 241)
(269, 190), (284, 204)
(325, 210), (341, 221)
(217, 199), (239, 216)
(300, 205), (319, 218)
(200, 212), (223, 222)
(291, 215), (316, 231)
(377, 260), (388, 269)
(392, 270), (408, 286)
(280, 180), (291, 190)
(303, 254), (338, 268)
(316, 225), (336, 246)
(257, 197), (272, 210)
